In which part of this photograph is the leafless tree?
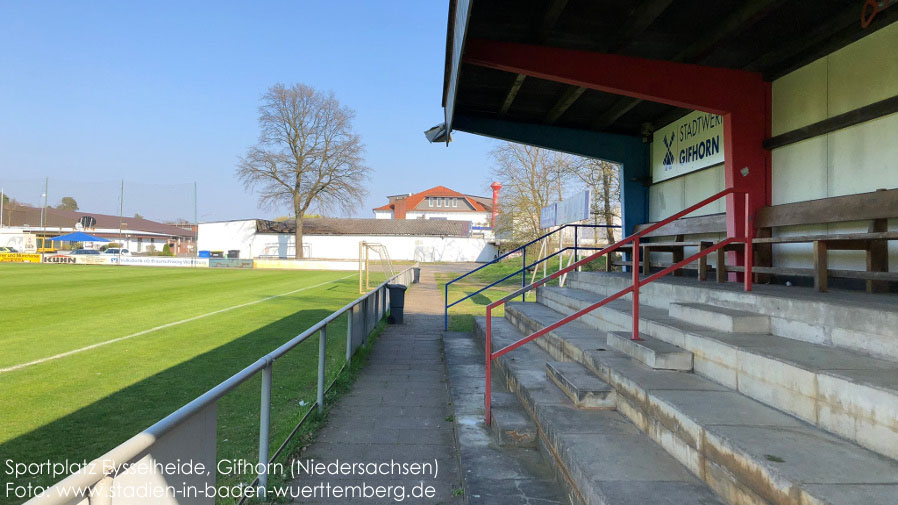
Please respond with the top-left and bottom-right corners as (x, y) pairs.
(237, 83), (369, 258)
(570, 158), (621, 245)
(489, 142), (573, 244)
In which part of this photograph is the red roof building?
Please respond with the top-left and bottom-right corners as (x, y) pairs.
(373, 185), (499, 228)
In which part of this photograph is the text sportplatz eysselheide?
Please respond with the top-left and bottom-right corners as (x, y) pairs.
(4, 457), (443, 502)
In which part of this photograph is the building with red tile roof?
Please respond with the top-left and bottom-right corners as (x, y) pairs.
(372, 185), (498, 228)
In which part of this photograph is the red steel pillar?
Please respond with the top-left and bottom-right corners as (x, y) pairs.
(463, 40), (770, 270)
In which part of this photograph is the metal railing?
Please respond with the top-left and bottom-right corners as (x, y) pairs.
(484, 188), (753, 424)
(444, 224), (619, 330)
(26, 265), (417, 505)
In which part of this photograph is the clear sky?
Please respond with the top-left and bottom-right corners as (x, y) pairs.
(0, 1), (501, 222)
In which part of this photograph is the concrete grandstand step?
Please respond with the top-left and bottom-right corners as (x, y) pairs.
(473, 316), (727, 505)
(501, 301), (898, 505)
(535, 285), (898, 462)
(545, 361), (615, 408)
(669, 302), (770, 333)
(489, 392), (538, 448)
(607, 331), (693, 370)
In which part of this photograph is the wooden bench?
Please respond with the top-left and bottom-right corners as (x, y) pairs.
(732, 188), (898, 292)
(611, 213), (727, 280)
(620, 188), (897, 292)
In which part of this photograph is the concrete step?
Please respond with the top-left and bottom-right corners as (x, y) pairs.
(545, 361), (616, 408)
(490, 392), (538, 448)
(669, 302), (771, 333)
(536, 285), (898, 462)
(502, 301), (898, 505)
(606, 331), (693, 370)
(473, 316), (726, 505)
(565, 270), (898, 362)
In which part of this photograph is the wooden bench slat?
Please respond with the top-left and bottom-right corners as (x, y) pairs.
(752, 232), (898, 244)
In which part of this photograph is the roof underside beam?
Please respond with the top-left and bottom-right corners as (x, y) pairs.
(498, 0), (568, 118)
(592, 0), (783, 131)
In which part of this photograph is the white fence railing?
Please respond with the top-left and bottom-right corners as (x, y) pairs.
(25, 266), (418, 505)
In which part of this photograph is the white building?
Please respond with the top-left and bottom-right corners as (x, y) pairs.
(198, 217), (498, 263)
(372, 185), (500, 229)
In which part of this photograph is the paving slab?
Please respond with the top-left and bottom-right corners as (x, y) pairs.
(287, 266), (464, 504)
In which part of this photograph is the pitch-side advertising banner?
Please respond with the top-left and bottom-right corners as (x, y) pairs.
(0, 253), (42, 263)
(652, 110), (725, 183)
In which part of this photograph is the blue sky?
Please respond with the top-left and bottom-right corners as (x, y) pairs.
(0, 1), (500, 222)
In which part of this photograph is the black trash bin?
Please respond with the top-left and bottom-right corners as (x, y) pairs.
(412, 267), (421, 284)
(227, 249), (240, 259)
(386, 284), (408, 324)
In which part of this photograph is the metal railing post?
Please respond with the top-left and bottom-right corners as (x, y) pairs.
(444, 283), (449, 330)
(632, 236), (640, 341)
(521, 247), (527, 302)
(317, 325), (326, 414)
(485, 306), (492, 426)
(744, 192), (753, 292)
(346, 305), (354, 362)
(574, 226), (580, 273)
(362, 297), (369, 339)
(258, 363), (272, 495)
(374, 289), (379, 322)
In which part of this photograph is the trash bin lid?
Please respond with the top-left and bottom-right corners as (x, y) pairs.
(386, 283), (408, 290)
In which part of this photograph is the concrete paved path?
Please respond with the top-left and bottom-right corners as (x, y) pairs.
(288, 266), (464, 504)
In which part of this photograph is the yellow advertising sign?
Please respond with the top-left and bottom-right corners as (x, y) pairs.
(0, 253), (42, 263)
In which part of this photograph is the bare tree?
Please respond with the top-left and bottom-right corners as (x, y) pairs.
(56, 196), (79, 211)
(489, 143), (573, 244)
(570, 158), (621, 245)
(237, 83), (369, 258)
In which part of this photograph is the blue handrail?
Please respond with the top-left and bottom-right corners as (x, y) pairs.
(444, 224), (619, 329)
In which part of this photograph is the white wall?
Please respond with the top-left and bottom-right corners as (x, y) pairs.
(197, 220), (258, 258)
(373, 210), (393, 219)
(768, 22), (898, 271)
(646, 22), (898, 272)
(198, 220), (498, 263)
(406, 211), (491, 226)
(251, 233), (497, 262)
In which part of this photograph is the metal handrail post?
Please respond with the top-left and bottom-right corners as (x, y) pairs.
(345, 305), (353, 362)
(632, 236), (640, 341)
(317, 326), (326, 414)
(744, 192), (753, 292)
(258, 363), (272, 495)
(521, 247), (526, 302)
(574, 225), (579, 273)
(485, 306), (492, 425)
(444, 283), (449, 330)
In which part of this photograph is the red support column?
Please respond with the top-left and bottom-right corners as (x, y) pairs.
(463, 39), (770, 270)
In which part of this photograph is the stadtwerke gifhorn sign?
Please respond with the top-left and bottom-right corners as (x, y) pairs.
(652, 110), (725, 183)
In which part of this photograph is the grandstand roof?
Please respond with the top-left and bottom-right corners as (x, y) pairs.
(256, 217), (472, 237)
(1, 204), (196, 238)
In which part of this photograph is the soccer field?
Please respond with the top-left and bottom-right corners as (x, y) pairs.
(0, 264), (379, 502)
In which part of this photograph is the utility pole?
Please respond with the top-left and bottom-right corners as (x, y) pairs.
(119, 180), (124, 264)
(1, 187), (5, 228)
(40, 177), (48, 233)
(194, 181), (198, 261)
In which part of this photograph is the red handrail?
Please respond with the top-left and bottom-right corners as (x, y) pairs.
(484, 187), (753, 424)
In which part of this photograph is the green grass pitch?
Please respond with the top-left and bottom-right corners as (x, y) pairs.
(0, 263), (381, 503)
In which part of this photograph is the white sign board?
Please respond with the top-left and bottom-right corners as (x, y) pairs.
(540, 190), (591, 229)
(540, 204), (557, 229)
(652, 110), (725, 183)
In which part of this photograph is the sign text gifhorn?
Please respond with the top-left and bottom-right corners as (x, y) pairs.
(652, 110), (725, 183)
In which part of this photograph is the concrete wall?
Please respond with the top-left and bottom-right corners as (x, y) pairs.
(647, 22), (898, 271)
(406, 210), (491, 226)
(198, 220), (498, 263)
